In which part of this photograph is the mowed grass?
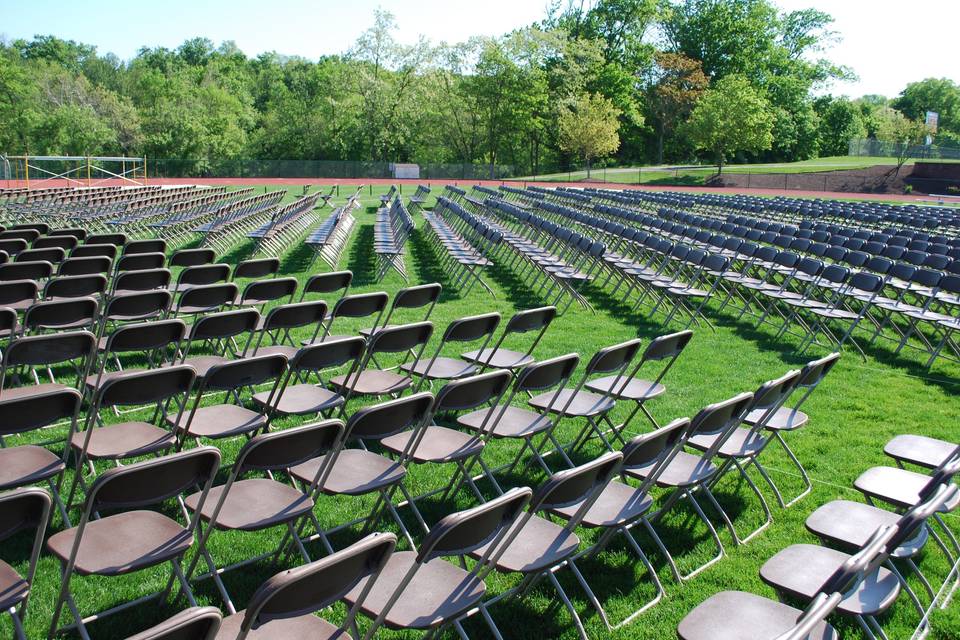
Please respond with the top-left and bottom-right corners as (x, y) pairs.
(4, 184), (960, 640)
(521, 155), (960, 184)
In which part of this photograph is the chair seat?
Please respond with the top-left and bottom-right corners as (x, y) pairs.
(400, 357), (477, 380)
(215, 610), (345, 639)
(471, 514), (580, 574)
(805, 500), (925, 557)
(344, 551), (485, 630)
(743, 406), (808, 430)
(169, 404), (266, 439)
(528, 388), (615, 417)
(461, 347), (533, 370)
(0, 559), (28, 611)
(854, 466), (960, 511)
(329, 370), (411, 396)
(250, 344), (298, 359)
(760, 544), (900, 616)
(625, 450), (716, 488)
(677, 590), (837, 640)
(884, 434), (957, 469)
(381, 426), (484, 464)
(687, 426), (766, 459)
(457, 405), (553, 439)
(185, 478), (312, 531)
(552, 480), (654, 528)
(584, 376), (665, 402)
(253, 383), (344, 415)
(47, 510), (192, 576)
(0, 445), (65, 489)
(289, 449), (405, 496)
(809, 307), (859, 320)
(70, 422), (175, 459)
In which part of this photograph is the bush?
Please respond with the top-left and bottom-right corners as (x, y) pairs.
(903, 184), (913, 194)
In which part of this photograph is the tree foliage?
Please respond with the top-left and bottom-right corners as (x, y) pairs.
(557, 92), (622, 176)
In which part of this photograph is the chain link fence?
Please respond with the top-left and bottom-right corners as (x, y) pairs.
(849, 138), (960, 161)
(147, 159), (516, 180)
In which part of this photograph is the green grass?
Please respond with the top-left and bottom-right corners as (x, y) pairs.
(518, 155), (958, 185)
(4, 184), (960, 639)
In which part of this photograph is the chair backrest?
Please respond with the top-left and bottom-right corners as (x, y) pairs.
(17, 247), (65, 264)
(302, 270), (352, 298)
(44, 274), (108, 300)
(116, 252), (165, 273)
(232, 257), (279, 280)
(103, 319), (186, 356)
(344, 392), (434, 441)
(0, 279), (38, 307)
(0, 306), (16, 335)
(261, 300), (328, 332)
(23, 296), (98, 332)
(176, 264), (231, 287)
(175, 283), (239, 314)
(86, 446), (220, 515)
(2, 330), (95, 371)
(746, 369), (802, 431)
(237, 532), (397, 639)
(0, 487), (51, 607)
(33, 235), (77, 251)
(169, 248), (216, 267)
(688, 392), (755, 456)
(584, 338), (642, 377)
(289, 336), (366, 373)
(621, 417), (693, 477)
(239, 277), (297, 304)
(123, 607), (222, 640)
(434, 369), (512, 413)
(0, 260), (53, 281)
(514, 353), (580, 393)
(382, 283), (442, 325)
(96, 364), (196, 409)
(235, 419), (344, 477)
(86, 233), (126, 247)
(124, 239), (167, 255)
(202, 353), (287, 392)
(112, 268), (172, 294)
(365, 321), (433, 355)
(331, 291), (388, 320)
(0, 387), (82, 437)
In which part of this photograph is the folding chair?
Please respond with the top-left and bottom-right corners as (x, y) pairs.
(381, 369), (513, 502)
(553, 418), (693, 629)
(231, 257), (279, 281)
(359, 282), (442, 337)
(232, 277), (297, 308)
(202, 532), (396, 639)
(688, 370), (802, 545)
(458, 353), (580, 479)
(0, 279), (39, 313)
(70, 244), (117, 260)
(677, 526), (897, 640)
(626, 391), (754, 580)
(0, 330), (96, 400)
(244, 300), (328, 358)
(67, 366), (197, 508)
(169, 248), (216, 268)
(184, 420), (345, 613)
(471, 452), (623, 640)
(0, 487), (51, 640)
(0, 388), (81, 525)
(177, 308), (259, 381)
(329, 321), (433, 398)
(115, 252), (165, 274)
(253, 337), (365, 420)
(21, 296), (98, 335)
(402, 312), (500, 391)
(302, 291), (388, 345)
(172, 353), (287, 449)
(288, 393), (434, 549)
(461, 306), (557, 373)
(17, 247), (65, 265)
(112, 268), (172, 297)
(123, 607), (222, 640)
(343, 487), (532, 640)
(59, 256), (112, 277)
(86, 232), (127, 246)
(0, 260), (53, 283)
(48, 447), (221, 640)
(530, 338), (642, 456)
(743, 351), (841, 508)
(584, 329), (692, 433)
(172, 283), (239, 319)
(43, 274), (108, 301)
(124, 239), (167, 256)
(298, 269), (352, 302)
(171, 264), (231, 294)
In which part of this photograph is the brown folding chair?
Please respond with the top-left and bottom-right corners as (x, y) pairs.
(302, 291), (388, 345)
(0, 330), (96, 400)
(176, 308), (259, 381)
(0, 487), (51, 640)
(329, 321), (433, 398)
(21, 296), (99, 334)
(231, 257), (279, 281)
(358, 282), (442, 337)
(86, 318), (186, 397)
(343, 487), (532, 639)
(244, 300), (328, 358)
(48, 447), (221, 640)
(170, 248), (216, 268)
(43, 274), (108, 301)
(183, 420), (344, 613)
(208, 532), (396, 639)
(298, 269), (352, 303)
(461, 305), (556, 373)
(0, 388), (82, 525)
(0, 279), (39, 313)
(171, 264), (231, 293)
(123, 607), (222, 640)
(402, 312), (500, 391)
(288, 393), (434, 549)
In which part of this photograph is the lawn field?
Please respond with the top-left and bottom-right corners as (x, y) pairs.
(6, 184), (960, 640)
(518, 156), (959, 185)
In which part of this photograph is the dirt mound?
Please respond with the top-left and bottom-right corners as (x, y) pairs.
(707, 165), (913, 193)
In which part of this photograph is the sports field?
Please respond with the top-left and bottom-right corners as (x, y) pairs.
(4, 184), (959, 640)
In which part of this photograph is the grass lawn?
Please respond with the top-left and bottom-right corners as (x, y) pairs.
(518, 156), (957, 185)
(5, 184), (960, 639)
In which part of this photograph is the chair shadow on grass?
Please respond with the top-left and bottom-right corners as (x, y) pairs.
(278, 241), (316, 277)
(218, 239), (255, 267)
(407, 227), (461, 303)
(346, 224), (378, 287)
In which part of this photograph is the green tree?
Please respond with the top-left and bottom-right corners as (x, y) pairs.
(892, 78), (960, 139)
(643, 51), (708, 163)
(874, 107), (930, 176)
(557, 92), (622, 177)
(683, 74), (773, 172)
(814, 96), (866, 156)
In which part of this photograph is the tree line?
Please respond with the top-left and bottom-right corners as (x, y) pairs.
(2, 0), (959, 177)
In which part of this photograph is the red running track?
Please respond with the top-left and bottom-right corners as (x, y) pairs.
(4, 176), (958, 204)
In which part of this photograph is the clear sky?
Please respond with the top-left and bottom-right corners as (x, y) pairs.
(1, 0), (956, 98)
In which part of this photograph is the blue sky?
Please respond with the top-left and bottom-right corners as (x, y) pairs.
(2, 0), (957, 98)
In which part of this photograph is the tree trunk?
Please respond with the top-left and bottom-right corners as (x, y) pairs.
(586, 156), (591, 179)
(657, 122), (665, 165)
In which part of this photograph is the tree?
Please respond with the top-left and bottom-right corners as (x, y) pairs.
(643, 51), (708, 163)
(814, 96), (866, 156)
(556, 92), (621, 177)
(874, 107), (930, 176)
(683, 74), (774, 172)
(892, 78), (960, 140)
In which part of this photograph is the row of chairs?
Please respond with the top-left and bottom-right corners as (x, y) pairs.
(150, 188), (255, 244)
(194, 191), (285, 253)
(305, 189), (361, 268)
(247, 193), (321, 256)
(421, 197), (498, 295)
(373, 197), (414, 282)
